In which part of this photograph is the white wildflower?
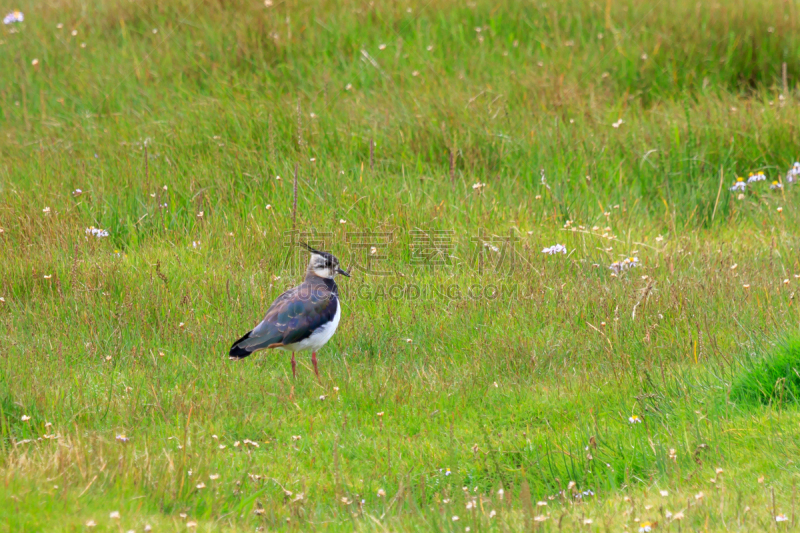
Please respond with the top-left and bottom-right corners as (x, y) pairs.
(542, 244), (567, 255)
(729, 178), (746, 191)
(3, 10), (23, 24)
(610, 257), (640, 273)
(787, 162), (800, 183)
(85, 227), (109, 238)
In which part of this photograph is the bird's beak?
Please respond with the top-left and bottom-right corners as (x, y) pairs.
(336, 267), (351, 277)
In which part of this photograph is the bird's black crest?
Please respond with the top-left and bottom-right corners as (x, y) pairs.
(301, 243), (339, 267)
(299, 242), (323, 254)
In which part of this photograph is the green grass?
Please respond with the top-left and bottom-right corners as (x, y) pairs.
(732, 337), (800, 406)
(3, 0), (800, 530)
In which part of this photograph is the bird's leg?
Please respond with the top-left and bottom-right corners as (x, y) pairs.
(312, 351), (320, 380)
(291, 352), (297, 380)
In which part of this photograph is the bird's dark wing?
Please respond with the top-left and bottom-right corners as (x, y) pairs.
(229, 286), (298, 358)
(280, 291), (338, 345)
(229, 281), (337, 358)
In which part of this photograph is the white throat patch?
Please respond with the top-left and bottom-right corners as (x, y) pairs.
(311, 266), (335, 278)
(309, 253), (337, 279)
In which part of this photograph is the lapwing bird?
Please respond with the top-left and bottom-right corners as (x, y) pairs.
(229, 244), (349, 379)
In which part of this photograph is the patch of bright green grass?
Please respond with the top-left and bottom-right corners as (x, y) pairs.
(732, 337), (800, 406)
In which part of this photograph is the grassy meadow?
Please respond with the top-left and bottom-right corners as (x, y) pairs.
(4, 0), (800, 530)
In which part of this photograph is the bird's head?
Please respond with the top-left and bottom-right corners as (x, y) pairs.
(301, 243), (350, 279)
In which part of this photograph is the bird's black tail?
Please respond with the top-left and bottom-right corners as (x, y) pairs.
(229, 331), (254, 359)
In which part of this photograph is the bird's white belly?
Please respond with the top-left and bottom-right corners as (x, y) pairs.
(285, 300), (341, 352)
